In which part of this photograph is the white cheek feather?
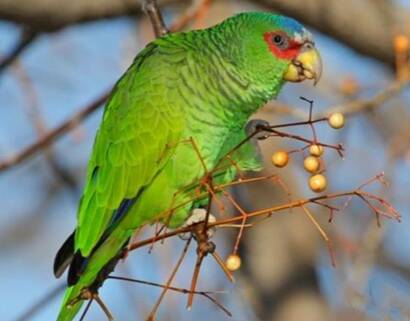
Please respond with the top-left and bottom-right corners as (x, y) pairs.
(294, 33), (303, 44)
(305, 31), (313, 42)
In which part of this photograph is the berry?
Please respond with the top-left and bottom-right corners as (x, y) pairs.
(309, 144), (324, 157)
(226, 254), (241, 271)
(304, 156), (320, 173)
(271, 151), (289, 168)
(309, 174), (327, 193)
(328, 112), (345, 129)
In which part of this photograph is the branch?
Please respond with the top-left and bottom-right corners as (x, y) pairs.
(0, 0), (213, 173)
(265, 79), (409, 120)
(1, 75), (405, 173)
(0, 90), (110, 172)
(0, 29), (37, 74)
(143, 0), (169, 37)
(0, 0), (181, 32)
(127, 178), (400, 253)
(12, 283), (65, 321)
(169, 0), (211, 32)
(318, 79), (410, 117)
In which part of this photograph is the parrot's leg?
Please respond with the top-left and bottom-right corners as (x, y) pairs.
(75, 289), (113, 321)
(179, 208), (216, 240)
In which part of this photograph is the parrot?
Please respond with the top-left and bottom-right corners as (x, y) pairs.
(53, 11), (322, 321)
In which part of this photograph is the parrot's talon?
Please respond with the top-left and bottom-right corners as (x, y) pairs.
(179, 208), (216, 240)
(246, 119), (271, 139)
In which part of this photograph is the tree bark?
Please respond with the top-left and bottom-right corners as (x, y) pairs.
(0, 0), (179, 31)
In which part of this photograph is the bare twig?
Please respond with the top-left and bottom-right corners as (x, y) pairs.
(10, 58), (77, 187)
(0, 0), (219, 173)
(146, 238), (192, 319)
(169, 0), (212, 32)
(78, 300), (93, 321)
(0, 90), (110, 172)
(0, 29), (37, 74)
(318, 80), (409, 117)
(109, 275), (231, 316)
(143, 0), (169, 37)
(12, 283), (65, 321)
(128, 175), (401, 253)
(266, 80), (409, 121)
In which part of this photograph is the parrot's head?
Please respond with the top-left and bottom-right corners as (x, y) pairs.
(219, 12), (322, 95)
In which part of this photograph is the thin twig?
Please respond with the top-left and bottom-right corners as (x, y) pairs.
(169, 0), (212, 32)
(317, 79), (409, 117)
(146, 238), (192, 319)
(128, 175), (401, 252)
(0, 90), (110, 172)
(79, 299), (93, 321)
(0, 29), (37, 74)
(142, 0), (169, 37)
(108, 274), (232, 316)
(12, 283), (65, 321)
(10, 57), (77, 187)
(1, 77), (405, 174)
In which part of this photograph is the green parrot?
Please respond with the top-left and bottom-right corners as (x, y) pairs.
(53, 12), (322, 321)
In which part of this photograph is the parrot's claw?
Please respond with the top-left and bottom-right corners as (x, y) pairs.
(179, 208), (216, 240)
(245, 119), (270, 139)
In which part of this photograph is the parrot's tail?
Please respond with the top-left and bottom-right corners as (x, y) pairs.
(54, 229), (130, 321)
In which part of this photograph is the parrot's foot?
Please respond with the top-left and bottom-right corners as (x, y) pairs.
(245, 119), (270, 139)
(179, 208), (216, 240)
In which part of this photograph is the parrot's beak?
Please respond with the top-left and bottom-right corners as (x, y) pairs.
(283, 42), (322, 86)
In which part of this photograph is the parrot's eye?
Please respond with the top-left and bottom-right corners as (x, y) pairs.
(272, 34), (289, 49)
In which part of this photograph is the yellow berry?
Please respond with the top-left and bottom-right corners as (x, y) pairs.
(309, 144), (324, 157)
(328, 112), (345, 129)
(226, 254), (241, 271)
(309, 174), (327, 193)
(303, 156), (320, 173)
(394, 34), (409, 53)
(271, 151), (289, 168)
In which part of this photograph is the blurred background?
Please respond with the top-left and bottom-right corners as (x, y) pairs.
(1, 0), (410, 320)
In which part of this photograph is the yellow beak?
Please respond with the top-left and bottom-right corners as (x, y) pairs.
(283, 42), (322, 86)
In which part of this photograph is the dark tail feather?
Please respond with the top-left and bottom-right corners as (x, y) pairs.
(67, 251), (88, 286)
(54, 231), (75, 278)
(56, 198), (136, 285)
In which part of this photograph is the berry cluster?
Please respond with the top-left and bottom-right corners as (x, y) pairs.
(271, 112), (345, 193)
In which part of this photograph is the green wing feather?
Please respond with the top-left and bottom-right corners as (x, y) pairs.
(75, 43), (183, 256)
(215, 124), (264, 181)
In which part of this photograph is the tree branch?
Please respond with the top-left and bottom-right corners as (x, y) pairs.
(317, 79), (409, 117)
(143, 0), (169, 37)
(0, 28), (37, 74)
(0, 0), (217, 172)
(12, 283), (65, 321)
(0, 0), (180, 32)
(0, 90), (110, 172)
